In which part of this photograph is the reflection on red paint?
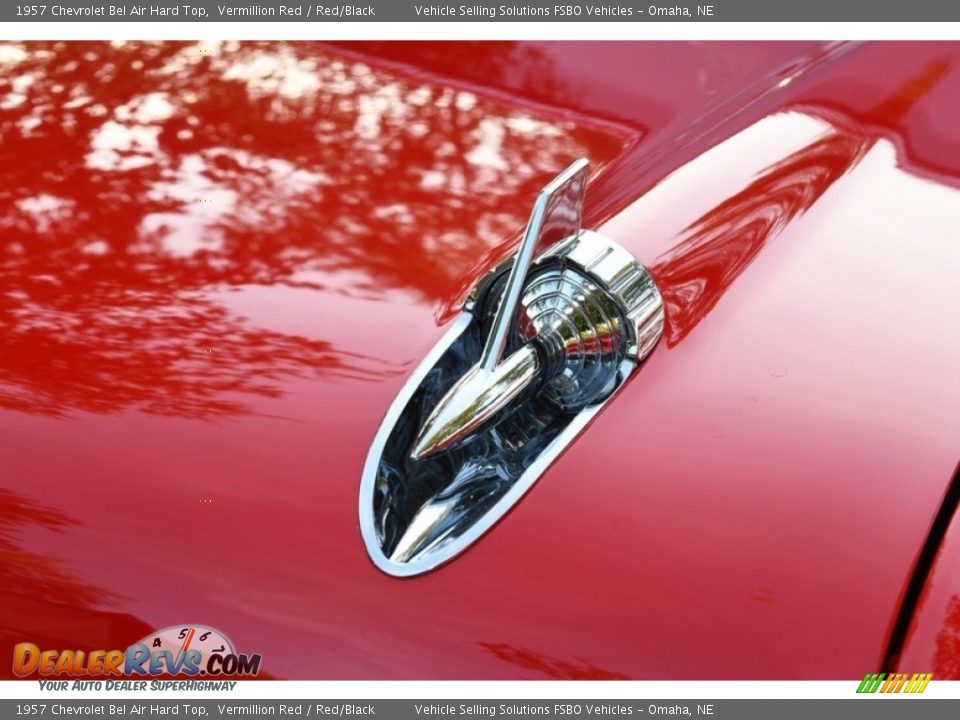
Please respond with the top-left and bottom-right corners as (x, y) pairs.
(0, 41), (624, 419)
(0, 489), (118, 607)
(1, 41), (960, 680)
(478, 642), (629, 680)
(650, 131), (869, 346)
(648, 60), (950, 346)
(0, 489), (154, 680)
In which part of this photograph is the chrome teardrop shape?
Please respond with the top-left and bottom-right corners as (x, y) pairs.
(359, 160), (664, 577)
(359, 231), (663, 576)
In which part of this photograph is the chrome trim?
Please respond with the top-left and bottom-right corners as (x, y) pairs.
(358, 313), (474, 576)
(479, 158), (587, 371)
(359, 354), (638, 578)
(358, 161), (664, 577)
(548, 229), (665, 362)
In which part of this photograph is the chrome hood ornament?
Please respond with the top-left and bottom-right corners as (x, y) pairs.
(360, 159), (664, 576)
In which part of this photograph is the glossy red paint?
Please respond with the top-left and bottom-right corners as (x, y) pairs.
(1, 41), (959, 679)
(897, 469), (960, 679)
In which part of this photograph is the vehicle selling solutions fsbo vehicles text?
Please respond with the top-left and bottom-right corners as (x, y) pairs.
(412, 705), (714, 717)
(413, 5), (638, 18)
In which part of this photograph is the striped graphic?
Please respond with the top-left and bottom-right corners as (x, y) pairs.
(857, 672), (933, 694)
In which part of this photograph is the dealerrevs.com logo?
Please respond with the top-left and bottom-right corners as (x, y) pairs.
(13, 624), (262, 683)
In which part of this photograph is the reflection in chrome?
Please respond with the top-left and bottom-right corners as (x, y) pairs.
(411, 343), (541, 461)
(359, 161), (664, 576)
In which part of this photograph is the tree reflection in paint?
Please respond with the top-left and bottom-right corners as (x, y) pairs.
(0, 41), (625, 419)
(0, 489), (151, 680)
(0, 489), (119, 607)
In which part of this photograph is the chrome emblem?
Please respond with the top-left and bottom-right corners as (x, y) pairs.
(359, 159), (664, 576)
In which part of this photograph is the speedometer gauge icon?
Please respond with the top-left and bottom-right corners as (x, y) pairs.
(138, 625), (236, 671)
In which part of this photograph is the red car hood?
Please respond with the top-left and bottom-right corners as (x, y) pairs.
(1, 40), (959, 679)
